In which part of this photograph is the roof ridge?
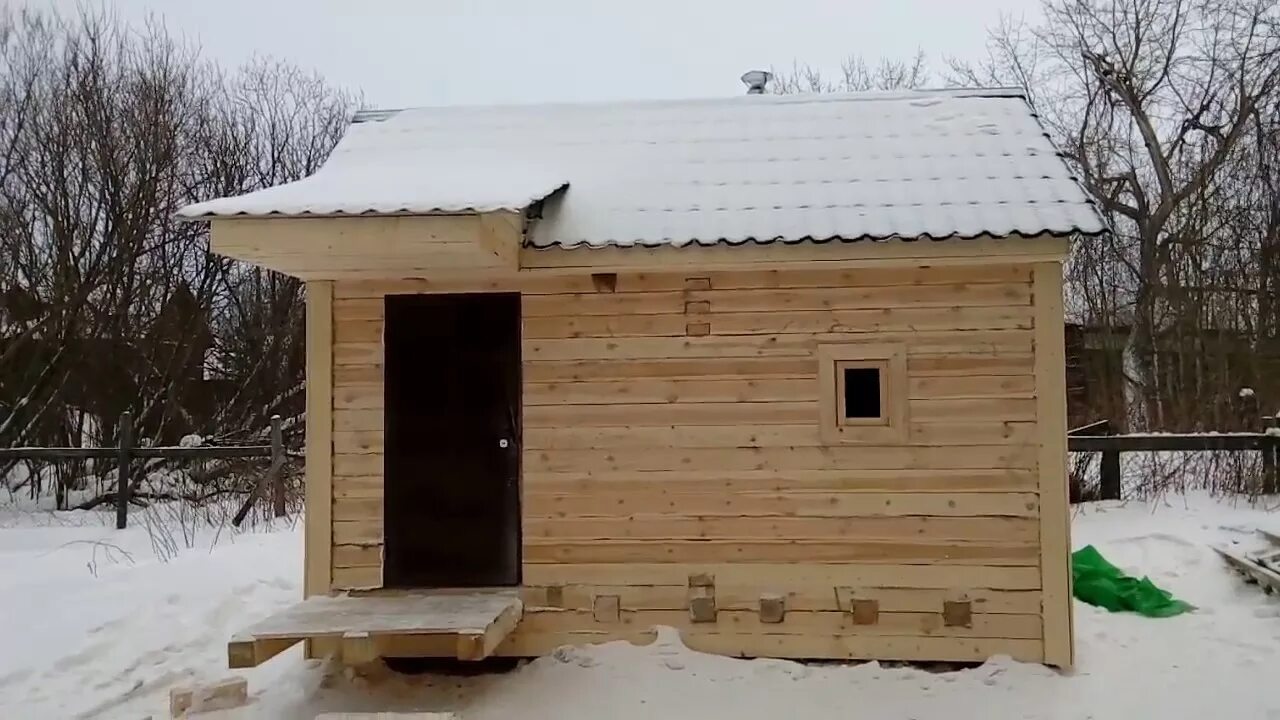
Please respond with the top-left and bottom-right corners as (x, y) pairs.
(352, 87), (1026, 123)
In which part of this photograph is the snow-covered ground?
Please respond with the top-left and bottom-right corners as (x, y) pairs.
(1, 494), (1278, 720)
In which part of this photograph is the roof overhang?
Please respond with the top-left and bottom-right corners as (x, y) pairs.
(208, 211), (528, 278)
(177, 179), (568, 220)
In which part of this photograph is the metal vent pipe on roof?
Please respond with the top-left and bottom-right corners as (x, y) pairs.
(741, 70), (771, 95)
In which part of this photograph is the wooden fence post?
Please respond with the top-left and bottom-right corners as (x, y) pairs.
(115, 412), (133, 530)
(270, 415), (286, 518)
(1263, 417), (1278, 495)
(1100, 448), (1121, 501)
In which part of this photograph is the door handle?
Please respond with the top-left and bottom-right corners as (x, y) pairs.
(498, 438), (510, 449)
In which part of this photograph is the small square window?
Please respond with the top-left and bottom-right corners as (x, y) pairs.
(818, 343), (907, 444)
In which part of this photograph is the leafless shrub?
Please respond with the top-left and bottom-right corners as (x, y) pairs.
(0, 6), (357, 510)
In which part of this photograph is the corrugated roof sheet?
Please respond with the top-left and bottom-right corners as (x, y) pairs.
(177, 88), (1107, 247)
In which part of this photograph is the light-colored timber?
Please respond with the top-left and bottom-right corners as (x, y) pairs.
(210, 215), (1074, 668)
(1033, 262), (1074, 669)
(303, 282), (334, 601)
(227, 590), (523, 667)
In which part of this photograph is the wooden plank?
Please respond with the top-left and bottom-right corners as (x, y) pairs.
(334, 275), (599, 298)
(334, 320), (384, 344)
(520, 584), (1042, 614)
(214, 215), (483, 255)
(1215, 546), (1280, 593)
(521, 538), (1038, 564)
(680, 632), (1043, 662)
(334, 409), (383, 432)
(524, 378), (818, 405)
(524, 292), (687, 317)
(523, 515), (1040, 542)
(908, 421), (1038, 446)
(334, 453), (383, 476)
(518, 235), (1069, 271)
(523, 313), (691, 338)
(524, 330), (1035, 361)
(334, 365), (383, 385)
(237, 590), (522, 643)
(333, 519), (382, 545)
(333, 497), (382, 522)
(304, 281), (334, 598)
(524, 357), (816, 382)
(909, 375), (1035, 399)
(519, 424), (824, 450)
(524, 490), (1040, 518)
(524, 401), (816, 427)
(517, 608), (1042, 639)
(332, 565), (381, 589)
(333, 543), (381, 567)
(684, 283), (1032, 312)
(333, 430), (383, 455)
(496, 628), (1043, 662)
(334, 342), (382, 367)
(455, 601), (524, 660)
(907, 353), (1036, 377)
(329, 265), (1032, 303)
(523, 445), (1040, 472)
(475, 211), (522, 269)
(911, 398), (1037, 422)
(522, 562), (1041, 589)
(228, 635), (299, 669)
(522, 305), (1033, 337)
(332, 475), (383, 498)
(212, 216), (517, 278)
(339, 631), (379, 666)
(334, 384), (383, 410)
(703, 306), (1034, 336)
(522, 422), (1037, 449)
(692, 263), (1034, 290)
(522, 468), (1038, 493)
(332, 298), (386, 321)
(1034, 261), (1073, 669)
(528, 400), (1036, 428)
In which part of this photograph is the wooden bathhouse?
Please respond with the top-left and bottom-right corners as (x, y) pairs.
(178, 88), (1105, 669)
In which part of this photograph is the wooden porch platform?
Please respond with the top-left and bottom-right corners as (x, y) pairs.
(228, 589), (523, 668)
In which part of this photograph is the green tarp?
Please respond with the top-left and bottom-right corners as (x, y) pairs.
(1072, 545), (1194, 617)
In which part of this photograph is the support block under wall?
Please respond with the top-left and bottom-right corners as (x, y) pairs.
(593, 594), (621, 623)
(759, 594), (786, 624)
(170, 677), (248, 717)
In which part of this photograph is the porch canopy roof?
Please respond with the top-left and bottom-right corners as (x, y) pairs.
(178, 88), (1107, 249)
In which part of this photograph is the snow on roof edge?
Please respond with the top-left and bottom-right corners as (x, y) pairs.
(350, 87), (1030, 124)
(175, 182), (570, 221)
(527, 226), (1102, 250)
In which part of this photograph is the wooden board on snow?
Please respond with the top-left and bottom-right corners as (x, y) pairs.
(1214, 545), (1280, 595)
(228, 589), (522, 668)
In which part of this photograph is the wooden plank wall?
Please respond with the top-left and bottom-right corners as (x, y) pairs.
(324, 262), (1055, 663)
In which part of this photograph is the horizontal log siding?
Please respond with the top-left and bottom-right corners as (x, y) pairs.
(329, 289), (385, 591)
(328, 262), (1048, 662)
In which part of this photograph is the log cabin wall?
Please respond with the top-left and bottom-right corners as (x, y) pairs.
(319, 260), (1059, 664)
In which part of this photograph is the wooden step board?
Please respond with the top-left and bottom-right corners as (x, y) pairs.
(228, 589), (523, 668)
(1215, 529), (1280, 596)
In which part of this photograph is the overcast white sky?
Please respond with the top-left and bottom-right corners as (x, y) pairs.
(41, 0), (1041, 108)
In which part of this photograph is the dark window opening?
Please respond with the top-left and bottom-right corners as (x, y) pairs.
(842, 366), (882, 420)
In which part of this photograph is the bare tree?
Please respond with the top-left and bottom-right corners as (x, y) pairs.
(0, 6), (357, 506)
(770, 50), (930, 93)
(951, 0), (1280, 430)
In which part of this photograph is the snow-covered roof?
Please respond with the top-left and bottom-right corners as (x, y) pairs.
(178, 88), (1107, 248)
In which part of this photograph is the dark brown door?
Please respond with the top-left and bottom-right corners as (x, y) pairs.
(382, 293), (521, 588)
